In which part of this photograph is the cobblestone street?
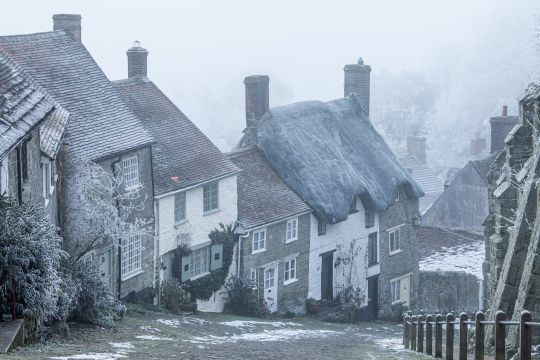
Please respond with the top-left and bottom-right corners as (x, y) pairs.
(4, 307), (427, 359)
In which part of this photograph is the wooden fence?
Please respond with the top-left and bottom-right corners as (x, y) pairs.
(403, 310), (540, 359)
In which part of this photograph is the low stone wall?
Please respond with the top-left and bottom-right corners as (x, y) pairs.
(416, 271), (480, 314)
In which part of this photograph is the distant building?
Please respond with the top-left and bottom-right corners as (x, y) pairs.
(113, 42), (239, 311)
(233, 59), (423, 319)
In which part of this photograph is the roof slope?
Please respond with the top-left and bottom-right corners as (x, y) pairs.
(257, 96), (424, 223)
(399, 154), (443, 214)
(113, 76), (238, 195)
(228, 147), (311, 229)
(0, 31), (153, 161)
(470, 153), (497, 184)
(0, 51), (67, 159)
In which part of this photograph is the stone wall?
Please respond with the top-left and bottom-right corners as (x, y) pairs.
(240, 213), (311, 315)
(417, 271), (480, 314)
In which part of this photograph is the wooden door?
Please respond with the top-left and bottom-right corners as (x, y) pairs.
(321, 252), (334, 301)
(366, 276), (379, 320)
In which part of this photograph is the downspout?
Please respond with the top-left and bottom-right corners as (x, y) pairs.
(237, 236), (243, 276)
(111, 159), (122, 299)
(154, 199), (160, 306)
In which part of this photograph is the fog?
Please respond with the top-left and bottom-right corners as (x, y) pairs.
(1, 0), (538, 165)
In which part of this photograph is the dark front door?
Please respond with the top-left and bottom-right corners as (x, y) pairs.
(321, 252), (334, 301)
(366, 276), (379, 320)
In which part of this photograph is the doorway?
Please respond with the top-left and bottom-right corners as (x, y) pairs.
(366, 276), (379, 320)
(321, 252), (334, 302)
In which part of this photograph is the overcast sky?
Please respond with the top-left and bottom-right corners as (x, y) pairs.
(1, 0), (538, 151)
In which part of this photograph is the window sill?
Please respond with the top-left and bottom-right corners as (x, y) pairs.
(368, 262), (379, 267)
(174, 219), (189, 227)
(285, 237), (298, 244)
(190, 272), (210, 281)
(121, 269), (144, 281)
(49, 186), (55, 195)
(391, 300), (405, 306)
(252, 248), (266, 255)
(389, 250), (402, 256)
(203, 208), (221, 216)
(44, 198), (49, 207)
(283, 278), (298, 286)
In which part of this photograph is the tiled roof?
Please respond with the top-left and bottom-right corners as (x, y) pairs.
(228, 146), (311, 230)
(254, 96), (424, 224)
(0, 51), (67, 159)
(399, 154), (443, 214)
(417, 225), (484, 260)
(113, 76), (239, 196)
(0, 31), (153, 161)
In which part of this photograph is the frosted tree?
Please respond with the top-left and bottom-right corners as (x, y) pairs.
(61, 157), (149, 260)
(0, 195), (63, 321)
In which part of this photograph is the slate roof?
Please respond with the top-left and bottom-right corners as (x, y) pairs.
(256, 95), (424, 224)
(0, 51), (68, 159)
(113, 76), (239, 196)
(470, 153), (497, 184)
(228, 146), (311, 230)
(417, 225), (484, 260)
(399, 154), (443, 214)
(0, 31), (153, 161)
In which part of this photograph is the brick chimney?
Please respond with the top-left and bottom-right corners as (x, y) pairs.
(407, 136), (426, 164)
(244, 75), (269, 127)
(490, 105), (518, 154)
(344, 58), (371, 116)
(470, 132), (486, 156)
(127, 41), (148, 78)
(53, 14), (82, 42)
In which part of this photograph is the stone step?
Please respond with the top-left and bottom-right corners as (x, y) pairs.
(0, 318), (24, 353)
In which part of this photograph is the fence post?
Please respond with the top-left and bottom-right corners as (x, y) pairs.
(446, 313), (455, 360)
(520, 311), (532, 360)
(411, 315), (418, 351)
(494, 310), (506, 360)
(404, 315), (410, 349)
(435, 314), (443, 358)
(426, 314), (434, 355)
(417, 315), (424, 353)
(475, 311), (485, 360)
(459, 312), (468, 360)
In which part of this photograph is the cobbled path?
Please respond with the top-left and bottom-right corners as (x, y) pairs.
(4, 307), (429, 359)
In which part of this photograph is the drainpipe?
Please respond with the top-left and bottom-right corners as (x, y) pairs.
(154, 199), (160, 306)
(237, 236), (243, 276)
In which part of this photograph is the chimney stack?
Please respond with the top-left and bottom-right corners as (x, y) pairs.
(53, 14), (82, 42)
(344, 57), (371, 116)
(490, 105), (518, 154)
(470, 132), (486, 156)
(407, 136), (426, 164)
(127, 41), (148, 78)
(244, 75), (269, 128)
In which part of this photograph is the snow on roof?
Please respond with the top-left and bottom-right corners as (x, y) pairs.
(257, 95), (424, 223)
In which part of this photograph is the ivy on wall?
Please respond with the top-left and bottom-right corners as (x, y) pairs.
(175, 223), (238, 301)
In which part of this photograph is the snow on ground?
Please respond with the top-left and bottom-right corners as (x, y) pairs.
(155, 317), (208, 327)
(108, 342), (134, 349)
(220, 320), (302, 328)
(50, 354), (126, 360)
(419, 240), (484, 279)
(135, 335), (174, 341)
(186, 328), (339, 345)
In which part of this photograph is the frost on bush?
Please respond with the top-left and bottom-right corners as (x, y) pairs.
(161, 279), (191, 313)
(59, 259), (126, 327)
(222, 276), (266, 317)
(324, 286), (367, 323)
(0, 195), (64, 322)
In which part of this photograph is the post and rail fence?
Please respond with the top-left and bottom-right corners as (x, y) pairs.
(403, 310), (540, 359)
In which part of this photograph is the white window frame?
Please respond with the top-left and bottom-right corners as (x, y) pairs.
(190, 246), (210, 278)
(390, 278), (401, 304)
(250, 269), (257, 289)
(122, 155), (140, 191)
(283, 258), (297, 285)
(174, 191), (187, 223)
(203, 181), (219, 213)
(368, 232), (379, 266)
(80, 251), (95, 268)
(285, 217), (298, 243)
(264, 267), (275, 290)
(388, 225), (403, 255)
(121, 234), (142, 279)
(252, 229), (266, 254)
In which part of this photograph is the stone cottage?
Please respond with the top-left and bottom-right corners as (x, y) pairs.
(233, 59), (423, 319)
(484, 83), (540, 347)
(113, 42), (239, 311)
(0, 15), (156, 300)
(0, 50), (69, 221)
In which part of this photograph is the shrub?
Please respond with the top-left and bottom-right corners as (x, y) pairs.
(161, 279), (190, 313)
(324, 286), (366, 323)
(223, 276), (266, 317)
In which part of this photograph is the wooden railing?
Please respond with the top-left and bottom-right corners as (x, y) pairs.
(403, 310), (540, 359)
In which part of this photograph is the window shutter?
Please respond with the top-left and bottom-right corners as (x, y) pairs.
(210, 243), (223, 271)
(181, 255), (191, 282)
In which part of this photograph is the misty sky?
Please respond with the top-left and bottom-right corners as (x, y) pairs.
(1, 0), (538, 153)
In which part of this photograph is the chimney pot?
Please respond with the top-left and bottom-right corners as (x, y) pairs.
(344, 57), (371, 115)
(127, 41), (148, 78)
(53, 14), (82, 42)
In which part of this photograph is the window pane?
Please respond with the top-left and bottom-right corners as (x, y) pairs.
(175, 192), (186, 223)
(122, 156), (139, 190)
(203, 182), (219, 212)
(122, 234), (142, 276)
